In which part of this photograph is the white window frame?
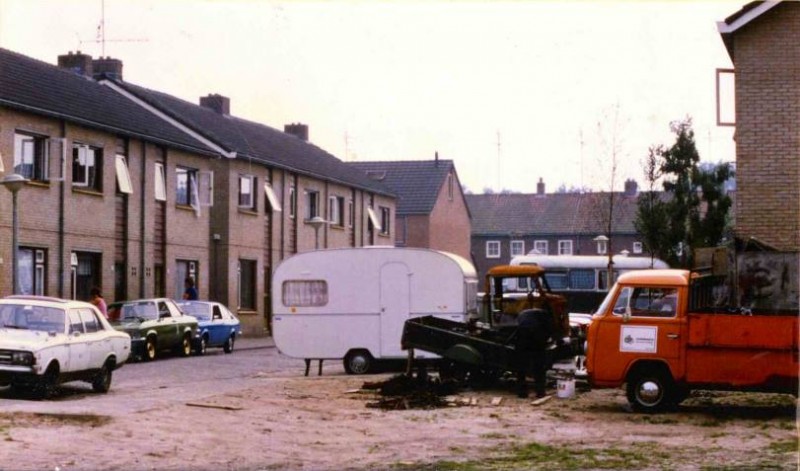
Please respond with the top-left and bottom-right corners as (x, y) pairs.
(238, 175), (256, 210)
(305, 190), (320, 219)
(486, 241), (501, 259)
(115, 155), (133, 194)
(154, 162), (167, 201)
(263, 183), (282, 212)
(558, 240), (573, 255)
(367, 207), (381, 231)
(288, 187), (296, 219)
(379, 206), (391, 235)
(597, 239), (608, 255)
(510, 240), (525, 257)
(329, 195), (344, 226)
(633, 241), (643, 254)
(72, 144), (100, 190)
(534, 240), (548, 255)
(14, 132), (49, 182)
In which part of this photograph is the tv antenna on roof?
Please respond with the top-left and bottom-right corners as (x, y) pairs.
(77, 0), (148, 56)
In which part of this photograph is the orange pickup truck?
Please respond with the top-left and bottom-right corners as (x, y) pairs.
(585, 269), (798, 412)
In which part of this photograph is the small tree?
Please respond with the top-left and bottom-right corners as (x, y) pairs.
(634, 145), (671, 265)
(635, 118), (734, 268)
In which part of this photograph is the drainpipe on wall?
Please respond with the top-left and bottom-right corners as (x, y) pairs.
(57, 120), (66, 298)
(140, 139), (147, 298)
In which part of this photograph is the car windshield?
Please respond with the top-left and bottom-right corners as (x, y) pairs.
(118, 302), (158, 321)
(178, 302), (211, 320)
(0, 304), (66, 333)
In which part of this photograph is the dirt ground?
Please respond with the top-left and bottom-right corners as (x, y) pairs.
(0, 373), (797, 471)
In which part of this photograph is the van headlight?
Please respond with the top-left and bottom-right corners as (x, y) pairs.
(11, 351), (34, 366)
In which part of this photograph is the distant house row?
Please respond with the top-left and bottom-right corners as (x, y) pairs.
(0, 48), (396, 335)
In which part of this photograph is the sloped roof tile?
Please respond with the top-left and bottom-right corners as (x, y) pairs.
(347, 160), (454, 215)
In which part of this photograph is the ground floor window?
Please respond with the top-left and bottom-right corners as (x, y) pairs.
(238, 259), (257, 310)
(17, 247), (46, 295)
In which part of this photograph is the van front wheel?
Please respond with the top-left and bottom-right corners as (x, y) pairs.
(626, 368), (674, 413)
(343, 350), (373, 375)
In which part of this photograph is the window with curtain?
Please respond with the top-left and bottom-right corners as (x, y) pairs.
(282, 280), (328, 307)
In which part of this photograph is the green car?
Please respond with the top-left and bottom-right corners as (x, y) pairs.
(108, 298), (198, 361)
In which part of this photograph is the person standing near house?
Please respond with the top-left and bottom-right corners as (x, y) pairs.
(183, 277), (199, 300)
(90, 287), (108, 318)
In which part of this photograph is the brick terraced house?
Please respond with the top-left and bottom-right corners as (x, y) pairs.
(466, 179), (646, 282)
(717, 0), (800, 251)
(347, 158), (471, 261)
(0, 48), (396, 335)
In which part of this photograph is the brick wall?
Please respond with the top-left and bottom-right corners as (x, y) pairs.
(426, 169), (471, 260)
(732, 2), (800, 250)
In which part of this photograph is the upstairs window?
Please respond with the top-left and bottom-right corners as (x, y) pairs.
(597, 239), (608, 255)
(154, 162), (167, 202)
(329, 196), (345, 226)
(486, 241), (500, 259)
(510, 240), (525, 257)
(379, 206), (391, 235)
(238, 175), (256, 210)
(115, 155), (133, 194)
(72, 144), (102, 191)
(558, 240), (573, 255)
(306, 190), (320, 219)
(176, 167), (196, 206)
(288, 187), (297, 219)
(633, 242), (643, 254)
(14, 132), (49, 182)
(264, 183), (282, 213)
(534, 240), (548, 255)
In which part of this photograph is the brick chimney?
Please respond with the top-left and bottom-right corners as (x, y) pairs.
(91, 57), (123, 80)
(537, 177), (545, 196)
(284, 123), (309, 141)
(200, 94), (230, 115)
(58, 51), (93, 77)
(624, 179), (638, 196)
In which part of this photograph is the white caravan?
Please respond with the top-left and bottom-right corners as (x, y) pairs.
(272, 247), (478, 374)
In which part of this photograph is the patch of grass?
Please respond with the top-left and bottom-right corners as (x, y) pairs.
(392, 441), (671, 470)
(768, 439), (799, 454)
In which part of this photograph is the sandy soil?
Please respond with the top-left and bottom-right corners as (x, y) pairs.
(0, 374), (797, 471)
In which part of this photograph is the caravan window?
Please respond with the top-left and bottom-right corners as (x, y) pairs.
(569, 269), (595, 290)
(282, 280), (328, 307)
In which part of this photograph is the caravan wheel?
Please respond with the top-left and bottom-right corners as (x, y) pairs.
(343, 350), (373, 375)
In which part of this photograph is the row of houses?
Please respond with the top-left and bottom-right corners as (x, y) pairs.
(0, 48), (396, 335)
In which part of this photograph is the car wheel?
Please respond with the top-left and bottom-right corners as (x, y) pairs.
(34, 363), (59, 399)
(626, 368), (675, 413)
(145, 337), (157, 361)
(180, 334), (192, 357)
(343, 350), (373, 375)
(223, 335), (235, 354)
(195, 335), (208, 356)
(92, 362), (113, 393)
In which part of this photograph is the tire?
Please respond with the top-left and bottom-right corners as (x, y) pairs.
(195, 335), (208, 356)
(92, 363), (113, 393)
(180, 334), (192, 357)
(438, 360), (468, 382)
(223, 335), (235, 354)
(144, 337), (157, 361)
(34, 364), (59, 399)
(626, 368), (675, 413)
(343, 350), (373, 375)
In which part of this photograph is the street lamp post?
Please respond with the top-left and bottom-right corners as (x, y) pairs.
(1, 174), (29, 295)
(308, 216), (328, 250)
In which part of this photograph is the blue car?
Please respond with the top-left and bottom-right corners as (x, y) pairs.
(176, 301), (241, 355)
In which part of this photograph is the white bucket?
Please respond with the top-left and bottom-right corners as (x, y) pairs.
(556, 377), (575, 399)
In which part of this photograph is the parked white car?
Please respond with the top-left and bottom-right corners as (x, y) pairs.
(0, 296), (131, 397)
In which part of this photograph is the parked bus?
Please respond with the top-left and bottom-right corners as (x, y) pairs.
(507, 254), (668, 314)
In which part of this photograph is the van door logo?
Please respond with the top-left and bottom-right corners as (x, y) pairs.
(619, 326), (658, 353)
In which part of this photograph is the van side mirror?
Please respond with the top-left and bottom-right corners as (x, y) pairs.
(622, 306), (632, 323)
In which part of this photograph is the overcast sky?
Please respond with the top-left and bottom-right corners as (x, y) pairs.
(0, 0), (740, 193)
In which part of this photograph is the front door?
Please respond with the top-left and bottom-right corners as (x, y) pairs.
(379, 262), (411, 357)
(591, 285), (684, 384)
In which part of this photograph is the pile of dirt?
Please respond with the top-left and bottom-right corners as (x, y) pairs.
(362, 373), (459, 410)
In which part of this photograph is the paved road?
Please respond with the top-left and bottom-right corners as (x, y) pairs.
(0, 338), (332, 416)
